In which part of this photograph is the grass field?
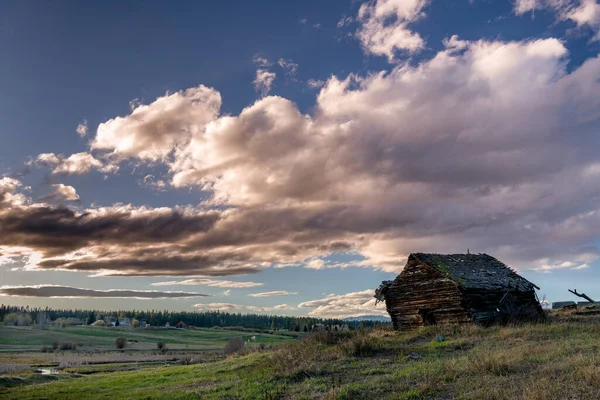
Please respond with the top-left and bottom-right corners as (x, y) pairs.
(2, 312), (600, 399)
(0, 325), (293, 351)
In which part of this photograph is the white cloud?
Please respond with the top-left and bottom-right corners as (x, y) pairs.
(278, 58), (299, 79)
(573, 263), (591, 270)
(92, 85), (221, 162)
(246, 304), (297, 313)
(220, 289), (231, 296)
(76, 120), (88, 137)
(36, 152), (116, 175)
(194, 303), (242, 311)
(248, 291), (298, 297)
(337, 15), (354, 28)
(514, 0), (600, 40)
(151, 279), (263, 288)
(6, 30), (600, 278)
(49, 184), (79, 202)
(141, 174), (168, 191)
(253, 55), (271, 67)
(306, 259), (326, 269)
(0, 177), (28, 206)
(253, 69), (276, 97)
(356, 0), (430, 60)
(568, 0), (600, 40)
(307, 79), (326, 89)
(298, 290), (387, 318)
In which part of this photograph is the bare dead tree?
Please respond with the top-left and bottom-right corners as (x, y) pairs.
(568, 289), (596, 304)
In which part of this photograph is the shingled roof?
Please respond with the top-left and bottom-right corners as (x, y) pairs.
(411, 253), (539, 292)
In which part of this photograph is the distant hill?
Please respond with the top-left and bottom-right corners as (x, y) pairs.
(342, 315), (391, 322)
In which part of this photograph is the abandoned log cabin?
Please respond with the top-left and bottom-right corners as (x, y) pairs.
(375, 253), (544, 330)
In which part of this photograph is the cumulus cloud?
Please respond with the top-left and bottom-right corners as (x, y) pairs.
(298, 290), (386, 318)
(306, 259), (326, 270)
(569, 0), (600, 39)
(36, 152), (116, 175)
(514, 0), (600, 40)
(92, 85), (221, 162)
(254, 69), (276, 97)
(357, 0), (429, 60)
(151, 279), (263, 288)
(248, 291), (298, 297)
(194, 303), (242, 311)
(76, 120), (88, 137)
(0, 285), (207, 299)
(42, 184), (80, 202)
(0, 177), (28, 206)
(4, 29), (600, 277)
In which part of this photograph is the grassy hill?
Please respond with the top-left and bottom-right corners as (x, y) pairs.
(2, 312), (600, 399)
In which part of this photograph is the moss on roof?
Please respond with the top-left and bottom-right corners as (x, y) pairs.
(411, 253), (538, 292)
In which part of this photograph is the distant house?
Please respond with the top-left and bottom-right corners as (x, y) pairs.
(376, 253), (544, 330)
(175, 320), (187, 329)
(552, 301), (577, 309)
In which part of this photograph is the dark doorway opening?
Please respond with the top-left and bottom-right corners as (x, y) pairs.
(419, 309), (436, 325)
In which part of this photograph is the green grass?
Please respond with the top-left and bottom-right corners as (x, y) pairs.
(0, 325), (292, 351)
(3, 313), (600, 399)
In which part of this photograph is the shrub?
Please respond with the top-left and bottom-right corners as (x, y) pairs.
(59, 342), (76, 350)
(339, 334), (381, 357)
(157, 341), (167, 353)
(41, 345), (53, 353)
(224, 336), (245, 355)
(52, 341), (60, 350)
(307, 330), (354, 346)
(115, 337), (127, 350)
(2, 313), (32, 326)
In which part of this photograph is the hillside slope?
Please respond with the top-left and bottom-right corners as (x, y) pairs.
(3, 313), (600, 399)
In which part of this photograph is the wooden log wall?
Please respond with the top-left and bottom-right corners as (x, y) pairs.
(463, 289), (543, 324)
(385, 260), (472, 330)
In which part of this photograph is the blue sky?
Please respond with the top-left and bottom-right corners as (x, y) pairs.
(2, 0), (600, 317)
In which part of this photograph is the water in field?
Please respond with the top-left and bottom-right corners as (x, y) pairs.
(38, 367), (59, 375)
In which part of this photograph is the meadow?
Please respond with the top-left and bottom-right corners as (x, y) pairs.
(2, 311), (600, 399)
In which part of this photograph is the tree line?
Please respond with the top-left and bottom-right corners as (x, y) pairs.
(0, 304), (386, 330)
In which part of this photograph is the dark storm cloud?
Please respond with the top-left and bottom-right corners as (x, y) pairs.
(0, 285), (208, 298)
(0, 204), (219, 256)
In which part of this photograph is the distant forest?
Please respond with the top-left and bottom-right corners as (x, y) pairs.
(0, 304), (386, 330)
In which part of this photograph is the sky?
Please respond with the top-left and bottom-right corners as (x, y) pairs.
(2, 0), (600, 318)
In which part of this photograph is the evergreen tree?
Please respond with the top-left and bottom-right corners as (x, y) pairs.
(86, 311), (96, 325)
(115, 317), (120, 327)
